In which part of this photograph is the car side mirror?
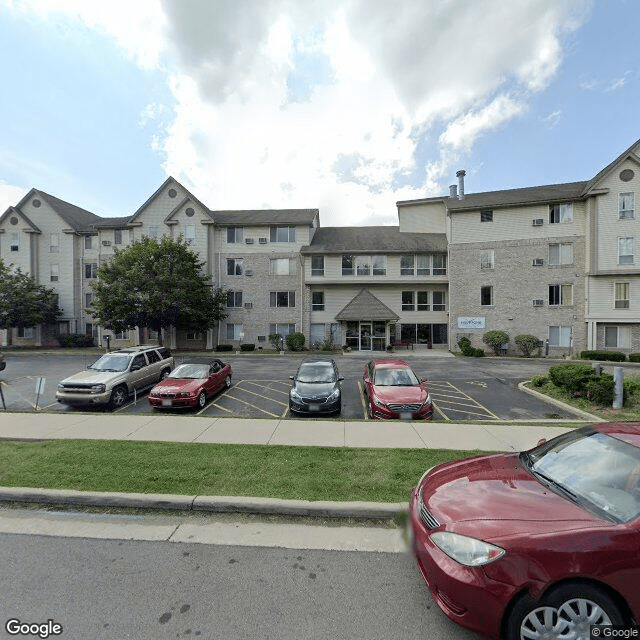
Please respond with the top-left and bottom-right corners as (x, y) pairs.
(338, 376), (344, 381)
(289, 375), (294, 380)
(420, 378), (427, 383)
(537, 438), (546, 446)
(131, 364), (141, 371)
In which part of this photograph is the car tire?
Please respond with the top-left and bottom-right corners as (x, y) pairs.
(109, 385), (128, 410)
(197, 391), (207, 409)
(506, 583), (625, 640)
(224, 375), (231, 389)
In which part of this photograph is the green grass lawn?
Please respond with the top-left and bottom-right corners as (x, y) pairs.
(0, 439), (484, 503)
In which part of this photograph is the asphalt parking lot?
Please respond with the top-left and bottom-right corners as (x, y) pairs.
(0, 351), (585, 421)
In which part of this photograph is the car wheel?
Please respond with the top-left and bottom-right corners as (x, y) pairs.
(159, 368), (170, 381)
(197, 391), (207, 409)
(507, 584), (625, 640)
(109, 385), (128, 410)
(224, 375), (231, 389)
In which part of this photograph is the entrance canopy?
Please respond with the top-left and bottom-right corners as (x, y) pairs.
(335, 289), (399, 322)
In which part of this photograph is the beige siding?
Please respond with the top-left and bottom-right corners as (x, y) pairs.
(398, 201), (446, 233)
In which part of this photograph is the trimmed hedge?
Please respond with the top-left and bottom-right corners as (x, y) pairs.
(548, 363), (596, 394)
(59, 334), (95, 348)
(629, 353), (640, 363)
(215, 344), (234, 352)
(458, 336), (485, 357)
(285, 332), (305, 352)
(579, 350), (626, 362)
(240, 343), (255, 352)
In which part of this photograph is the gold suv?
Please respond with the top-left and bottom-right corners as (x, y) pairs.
(56, 346), (174, 409)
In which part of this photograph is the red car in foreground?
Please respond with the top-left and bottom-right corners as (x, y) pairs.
(409, 422), (640, 640)
(148, 359), (231, 410)
(363, 359), (432, 420)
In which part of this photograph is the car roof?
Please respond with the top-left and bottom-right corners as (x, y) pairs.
(370, 359), (411, 368)
(117, 345), (161, 353)
(593, 421), (640, 448)
(300, 358), (336, 366)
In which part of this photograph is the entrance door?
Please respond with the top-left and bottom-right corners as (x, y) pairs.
(360, 322), (372, 350)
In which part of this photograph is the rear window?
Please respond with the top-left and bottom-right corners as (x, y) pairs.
(146, 350), (160, 364)
(158, 348), (172, 360)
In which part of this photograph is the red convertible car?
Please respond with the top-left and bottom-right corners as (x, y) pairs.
(409, 422), (640, 640)
(148, 359), (231, 410)
(363, 359), (432, 420)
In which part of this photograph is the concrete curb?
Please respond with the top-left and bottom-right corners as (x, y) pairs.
(0, 487), (405, 519)
(518, 381), (603, 422)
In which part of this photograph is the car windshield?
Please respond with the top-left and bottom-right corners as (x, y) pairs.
(297, 363), (335, 383)
(88, 354), (131, 372)
(374, 367), (419, 386)
(169, 364), (209, 379)
(522, 428), (640, 523)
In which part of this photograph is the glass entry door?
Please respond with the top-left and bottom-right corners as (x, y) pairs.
(360, 322), (372, 350)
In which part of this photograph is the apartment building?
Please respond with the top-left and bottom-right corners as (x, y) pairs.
(1, 139), (638, 355)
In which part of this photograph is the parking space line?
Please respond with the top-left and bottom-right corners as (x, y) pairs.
(213, 392), (281, 417)
(431, 400), (449, 421)
(356, 380), (369, 420)
(428, 380), (500, 420)
(230, 384), (288, 406)
(242, 380), (290, 397)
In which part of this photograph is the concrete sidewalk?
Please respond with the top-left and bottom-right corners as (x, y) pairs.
(0, 410), (588, 519)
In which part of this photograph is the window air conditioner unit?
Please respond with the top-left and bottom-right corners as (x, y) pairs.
(258, 237), (268, 244)
(532, 299), (544, 307)
(532, 219), (544, 226)
(245, 269), (253, 276)
(102, 240), (112, 246)
(244, 302), (253, 309)
(245, 238), (254, 244)
(532, 258), (544, 266)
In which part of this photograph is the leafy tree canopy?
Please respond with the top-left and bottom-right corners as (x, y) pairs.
(0, 260), (62, 330)
(89, 236), (227, 339)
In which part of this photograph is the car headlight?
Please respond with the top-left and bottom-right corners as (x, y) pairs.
(373, 394), (385, 407)
(327, 388), (340, 401)
(290, 389), (302, 401)
(430, 531), (505, 566)
(422, 393), (432, 406)
(179, 391), (194, 397)
(90, 384), (106, 394)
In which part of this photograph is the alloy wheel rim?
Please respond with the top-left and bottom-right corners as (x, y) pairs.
(520, 599), (612, 640)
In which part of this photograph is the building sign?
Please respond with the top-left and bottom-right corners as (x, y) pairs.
(457, 316), (485, 329)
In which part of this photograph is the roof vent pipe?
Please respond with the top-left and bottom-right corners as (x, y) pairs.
(456, 170), (466, 199)
(449, 184), (458, 198)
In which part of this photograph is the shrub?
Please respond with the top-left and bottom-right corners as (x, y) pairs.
(579, 350), (626, 362)
(624, 376), (640, 405)
(530, 374), (548, 388)
(240, 343), (255, 352)
(60, 334), (95, 348)
(584, 373), (615, 405)
(515, 334), (541, 358)
(482, 330), (509, 356)
(269, 333), (283, 350)
(458, 336), (485, 357)
(629, 353), (640, 363)
(548, 363), (596, 394)
(215, 344), (233, 352)
(285, 332), (305, 352)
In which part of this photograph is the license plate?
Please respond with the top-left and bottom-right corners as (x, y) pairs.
(162, 399), (173, 407)
(400, 411), (413, 420)
(308, 404), (320, 411)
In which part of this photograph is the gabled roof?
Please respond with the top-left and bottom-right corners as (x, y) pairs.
(335, 288), (399, 321)
(581, 138), (640, 195)
(211, 209), (319, 226)
(0, 206), (41, 233)
(302, 226), (447, 254)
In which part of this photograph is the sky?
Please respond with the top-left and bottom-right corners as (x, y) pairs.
(0, 0), (638, 227)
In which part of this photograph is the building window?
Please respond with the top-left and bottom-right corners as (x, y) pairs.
(549, 325), (571, 347)
(549, 243), (573, 266)
(270, 291), (295, 307)
(480, 210), (493, 222)
(85, 235), (93, 249)
(227, 226), (243, 243)
(432, 254), (447, 275)
(619, 193), (635, 219)
(269, 258), (294, 275)
(226, 291), (243, 308)
(342, 255), (354, 276)
(373, 255), (386, 276)
(615, 282), (630, 309)
(226, 323), (243, 341)
(432, 291), (445, 311)
(227, 258), (244, 276)
(10, 232), (19, 252)
(269, 323), (296, 338)
(50, 233), (59, 253)
(402, 291), (415, 311)
(85, 323), (94, 336)
(416, 255), (430, 275)
(114, 229), (123, 245)
(85, 263), (98, 279)
(605, 325), (631, 349)
(417, 291), (429, 310)
(480, 250), (494, 269)
(356, 256), (371, 275)
(549, 203), (573, 224)
(400, 255), (414, 275)
(270, 226), (295, 242)
(618, 237), (634, 265)
(312, 291), (324, 311)
(18, 327), (34, 339)
(481, 286), (493, 306)
(50, 264), (59, 282)
(311, 256), (324, 276)
(85, 292), (93, 308)
(186, 331), (201, 340)
(185, 224), (195, 245)
(148, 226), (159, 239)
(549, 284), (573, 306)
(115, 330), (129, 339)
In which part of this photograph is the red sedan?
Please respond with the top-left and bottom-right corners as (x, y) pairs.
(409, 422), (640, 640)
(148, 359), (231, 410)
(362, 359), (432, 420)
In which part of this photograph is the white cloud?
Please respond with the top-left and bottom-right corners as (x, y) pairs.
(3, 0), (591, 224)
(0, 182), (27, 213)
